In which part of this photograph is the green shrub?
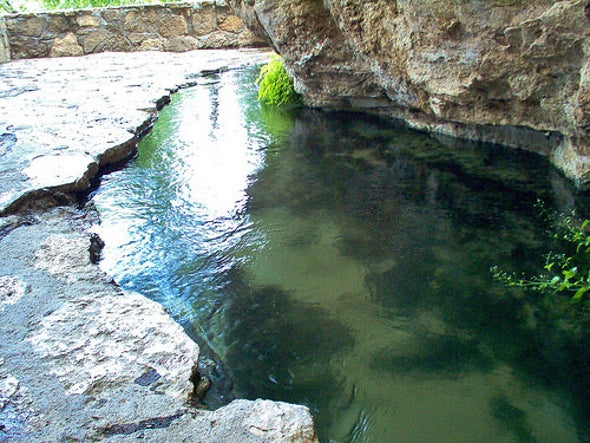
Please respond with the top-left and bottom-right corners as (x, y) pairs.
(1, 0), (15, 13)
(256, 54), (301, 106)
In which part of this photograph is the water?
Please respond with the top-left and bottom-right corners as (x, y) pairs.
(92, 66), (590, 443)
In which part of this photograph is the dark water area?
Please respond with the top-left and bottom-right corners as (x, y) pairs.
(92, 66), (590, 443)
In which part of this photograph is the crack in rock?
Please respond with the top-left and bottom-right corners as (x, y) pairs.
(102, 411), (184, 437)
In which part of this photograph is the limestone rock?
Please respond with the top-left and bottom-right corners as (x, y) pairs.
(219, 15), (243, 33)
(27, 287), (199, 399)
(138, 37), (165, 51)
(103, 399), (320, 442)
(0, 276), (29, 309)
(199, 30), (238, 49)
(50, 32), (83, 57)
(20, 16), (45, 38)
(82, 28), (109, 53)
(229, 0), (590, 186)
(23, 154), (98, 191)
(46, 15), (69, 34)
(0, 20), (9, 63)
(164, 35), (199, 52)
(76, 14), (100, 28)
(124, 10), (150, 33)
(181, 399), (319, 443)
(0, 365), (46, 439)
(192, 8), (217, 35)
(158, 14), (189, 38)
(5, 5), (263, 60)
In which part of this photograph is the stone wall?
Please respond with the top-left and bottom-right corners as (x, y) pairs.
(0, 18), (9, 62)
(4, 1), (266, 60)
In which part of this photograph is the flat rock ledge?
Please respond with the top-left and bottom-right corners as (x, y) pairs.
(0, 50), (318, 442)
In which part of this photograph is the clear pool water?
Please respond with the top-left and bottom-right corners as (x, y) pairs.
(92, 66), (590, 443)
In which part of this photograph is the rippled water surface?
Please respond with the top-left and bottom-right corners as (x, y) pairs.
(93, 66), (590, 442)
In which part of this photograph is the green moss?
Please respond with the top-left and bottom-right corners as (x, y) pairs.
(256, 54), (301, 107)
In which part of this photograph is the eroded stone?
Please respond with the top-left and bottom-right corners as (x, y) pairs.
(50, 32), (83, 57)
(23, 154), (97, 191)
(0, 275), (29, 309)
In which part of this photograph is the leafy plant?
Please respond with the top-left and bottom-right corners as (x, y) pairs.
(41, 0), (174, 10)
(0, 0), (15, 13)
(492, 209), (590, 302)
(256, 54), (301, 106)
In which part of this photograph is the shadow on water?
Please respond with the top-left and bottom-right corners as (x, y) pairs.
(222, 277), (355, 416)
(93, 66), (590, 443)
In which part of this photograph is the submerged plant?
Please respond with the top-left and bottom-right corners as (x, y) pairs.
(256, 54), (301, 106)
(492, 208), (590, 303)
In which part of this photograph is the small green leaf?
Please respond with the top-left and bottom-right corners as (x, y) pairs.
(563, 267), (578, 280)
(572, 286), (589, 301)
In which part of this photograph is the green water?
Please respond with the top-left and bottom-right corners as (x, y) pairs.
(92, 66), (590, 442)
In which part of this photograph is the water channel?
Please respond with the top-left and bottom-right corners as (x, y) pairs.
(92, 65), (590, 442)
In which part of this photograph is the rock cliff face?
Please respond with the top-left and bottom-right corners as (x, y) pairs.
(228, 0), (590, 186)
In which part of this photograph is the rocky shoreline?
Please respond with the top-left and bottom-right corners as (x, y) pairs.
(0, 49), (318, 442)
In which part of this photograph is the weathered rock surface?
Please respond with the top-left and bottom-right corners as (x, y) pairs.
(229, 0), (590, 187)
(0, 50), (318, 442)
(0, 49), (268, 215)
(0, 207), (318, 442)
(0, 19), (9, 63)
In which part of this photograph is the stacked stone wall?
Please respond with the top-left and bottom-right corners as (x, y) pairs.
(0, 18), (9, 62)
(4, 1), (266, 60)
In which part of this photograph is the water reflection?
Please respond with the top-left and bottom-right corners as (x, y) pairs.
(93, 67), (589, 443)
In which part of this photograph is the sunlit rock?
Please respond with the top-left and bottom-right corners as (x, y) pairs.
(50, 32), (83, 57)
